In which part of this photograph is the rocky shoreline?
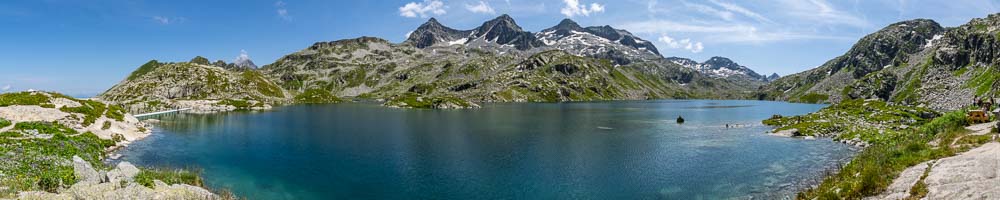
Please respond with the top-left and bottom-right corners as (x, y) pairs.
(0, 92), (223, 199)
(16, 156), (219, 199)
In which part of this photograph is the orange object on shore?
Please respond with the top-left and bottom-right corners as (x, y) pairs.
(968, 110), (989, 123)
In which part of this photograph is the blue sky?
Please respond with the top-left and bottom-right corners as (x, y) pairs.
(1, 0), (998, 96)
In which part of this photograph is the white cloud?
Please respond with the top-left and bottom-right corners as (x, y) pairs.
(658, 34), (704, 53)
(152, 16), (169, 24)
(399, 0), (447, 18)
(774, 0), (870, 28)
(623, 20), (850, 44)
(151, 16), (185, 25)
(465, 1), (495, 14)
(152, 16), (171, 24)
(1, 85), (10, 92)
(709, 0), (773, 23)
(236, 50), (250, 61)
(275, 1), (291, 21)
(683, 2), (734, 21)
(560, 0), (604, 18)
(405, 31), (413, 38)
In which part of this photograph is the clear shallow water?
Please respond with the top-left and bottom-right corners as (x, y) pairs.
(118, 100), (856, 199)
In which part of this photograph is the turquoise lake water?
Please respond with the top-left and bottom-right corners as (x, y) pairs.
(118, 100), (856, 199)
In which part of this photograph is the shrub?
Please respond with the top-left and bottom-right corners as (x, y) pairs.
(0, 118), (10, 128)
(294, 88), (342, 104)
(59, 100), (108, 126)
(189, 56), (210, 65)
(14, 122), (76, 135)
(126, 60), (162, 81)
(0, 92), (51, 107)
(0, 131), (21, 138)
(135, 168), (204, 189)
(218, 99), (252, 110)
(799, 93), (829, 104)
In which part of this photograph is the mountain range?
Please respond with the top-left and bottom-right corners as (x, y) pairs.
(100, 13), (1000, 111)
(100, 14), (773, 111)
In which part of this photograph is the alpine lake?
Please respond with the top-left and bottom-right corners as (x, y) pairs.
(116, 100), (856, 199)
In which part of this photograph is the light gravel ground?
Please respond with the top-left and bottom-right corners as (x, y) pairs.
(867, 122), (1000, 200)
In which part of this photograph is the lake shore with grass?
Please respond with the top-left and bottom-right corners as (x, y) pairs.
(0, 91), (232, 199)
(762, 99), (999, 199)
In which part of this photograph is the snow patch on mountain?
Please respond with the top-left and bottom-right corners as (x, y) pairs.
(665, 57), (768, 81)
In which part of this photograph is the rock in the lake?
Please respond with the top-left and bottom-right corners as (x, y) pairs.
(771, 128), (799, 137)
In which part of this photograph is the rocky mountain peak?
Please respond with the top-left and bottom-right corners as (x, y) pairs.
(664, 56), (764, 81)
(665, 57), (699, 66)
(584, 25), (623, 41)
(766, 73), (780, 82)
(190, 56), (210, 65)
(470, 14), (542, 50)
(233, 50), (258, 69)
(405, 18), (470, 48)
(549, 19), (584, 31)
(475, 14), (521, 33)
(476, 14), (526, 34)
(826, 18), (945, 79)
(426, 17), (440, 25)
(704, 57), (740, 70)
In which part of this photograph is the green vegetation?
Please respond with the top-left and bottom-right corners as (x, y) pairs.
(135, 168), (204, 189)
(0, 92), (126, 126)
(0, 118), (10, 128)
(906, 163), (932, 199)
(240, 71), (285, 98)
(294, 88), (342, 104)
(126, 60), (162, 81)
(964, 66), (999, 96)
(0, 92), (227, 198)
(0, 92), (52, 107)
(795, 110), (996, 199)
(14, 121), (78, 135)
(59, 100), (107, 126)
(106, 104), (127, 121)
(764, 99), (937, 143)
(383, 92), (477, 109)
(0, 131), (21, 138)
(0, 125), (114, 195)
(799, 93), (830, 103)
(217, 99), (265, 111)
(892, 55), (933, 104)
(190, 56), (210, 65)
(0, 120), (215, 197)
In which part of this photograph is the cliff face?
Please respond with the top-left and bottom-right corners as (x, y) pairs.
(759, 14), (1000, 110)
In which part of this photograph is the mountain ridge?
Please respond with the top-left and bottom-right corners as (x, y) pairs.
(100, 14), (787, 110)
(758, 14), (1000, 110)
